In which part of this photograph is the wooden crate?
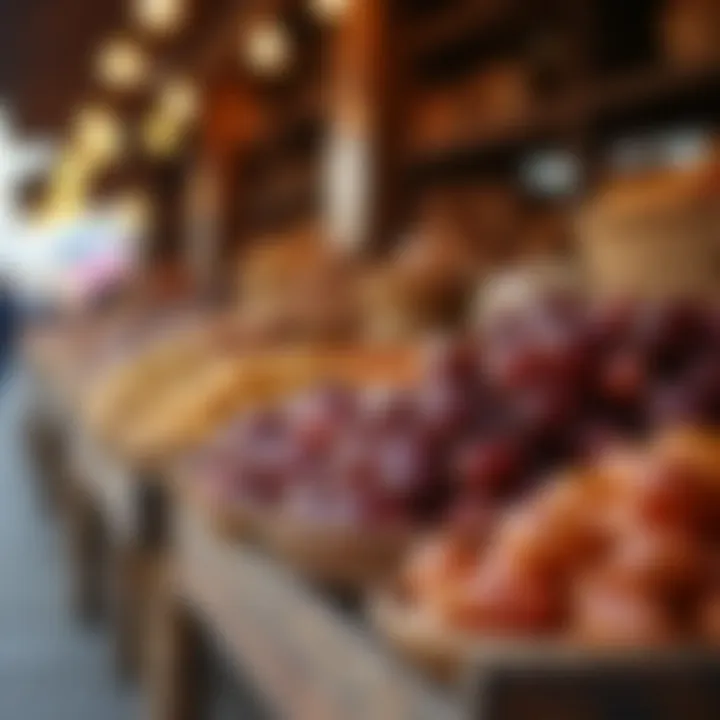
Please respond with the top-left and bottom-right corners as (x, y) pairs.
(467, 646), (720, 720)
(148, 495), (720, 720)
(149, 498), (456, 720)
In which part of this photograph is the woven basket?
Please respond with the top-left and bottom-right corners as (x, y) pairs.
(368, 587), (472, 682)
(263, 518), (414, 591)
(368, 587), (587, 685)
(578, 167), (720, 299)
(179, 470), (269, 542)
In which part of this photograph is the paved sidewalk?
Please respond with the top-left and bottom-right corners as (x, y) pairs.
(0, 369), (138, 720)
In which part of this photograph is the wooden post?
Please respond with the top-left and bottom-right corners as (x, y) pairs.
(111, 541), (144, 680)
(325, 0), (408, 255)
(184, 153), (224, 298)
(145, 565), (208, 720)
(184, 70), (265, 296)
(65, 481), (105, 623)
(26, 410), (63, 514)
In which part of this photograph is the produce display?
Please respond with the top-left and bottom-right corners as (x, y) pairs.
(33, 284), (720, 697)
(195, 297), (720, 537)
(93, 336), (419, 464)
(391, 427), (720, 652)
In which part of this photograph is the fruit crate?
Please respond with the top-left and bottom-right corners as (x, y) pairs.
(151, 495), (456, 720)
(150, 491), (720, 720)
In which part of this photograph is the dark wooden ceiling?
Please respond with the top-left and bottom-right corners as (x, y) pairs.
(0, 0), (128, 134)
(0, 0), (247, 136)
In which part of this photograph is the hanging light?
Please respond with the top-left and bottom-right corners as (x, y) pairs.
(134, 0), (185, 35)
(160, 77), (199, 124)
(42, 142), (95, 220)
(73, 105), (124, 163)
(310, 0), (349, 23)
(244, 20), (292, 76)
(141, 77), (197, 157)
(96, 38), (148, 90)
(142, 108), (180, 158)
(116, 190), (151, 231)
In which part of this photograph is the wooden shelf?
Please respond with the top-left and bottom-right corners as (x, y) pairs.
(407, 97), (583, 176)
(246, 186), (320, 235)
(407, 64), (720, 177)
(169, 501), (456, 720)
(592, 63), (720, 119)
(153, 491), (720, 720)
(407, 0), (519, 59)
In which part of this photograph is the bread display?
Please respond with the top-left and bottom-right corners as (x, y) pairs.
(83, 320), (214, 438)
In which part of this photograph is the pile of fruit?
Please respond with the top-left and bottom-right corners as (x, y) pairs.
(401, 427), (720, 645)
(197, 297), (720, 536)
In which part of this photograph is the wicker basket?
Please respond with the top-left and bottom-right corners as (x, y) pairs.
(578, 166), (720, 299)
(263, 518), (414, 591)
(179, 470), (269, 542)
(368, 587), (611, 686)
(368, 587), (473, 682)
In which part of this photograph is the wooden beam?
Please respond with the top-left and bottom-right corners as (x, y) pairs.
(326, 0), (409, 254)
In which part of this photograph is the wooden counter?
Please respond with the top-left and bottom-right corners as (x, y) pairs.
(65, 432), (720, 720)
(149, 497), (457, 720)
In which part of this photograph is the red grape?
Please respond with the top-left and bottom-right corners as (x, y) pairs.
(454, 436), (521, 498)
(600, 349), (646, 406)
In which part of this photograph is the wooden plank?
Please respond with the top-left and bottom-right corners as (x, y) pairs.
(174, 501), (457, 720)
(147, 562), (210, 720)
(466, 646), (720, 720)
(407, 95), (582, 171)
(592, 63), (720, 119)
(69, 420), (171, 679)
(407, 63), (720, 174)
(407, 0), (519, 59)
(71, 423), (137, 542)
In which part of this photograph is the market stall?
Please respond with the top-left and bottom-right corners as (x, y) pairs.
(11, 1), (720, 719)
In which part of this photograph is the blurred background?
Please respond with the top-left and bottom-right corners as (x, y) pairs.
(3, 1), (720, 719)
(4, 0), (720, 313)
